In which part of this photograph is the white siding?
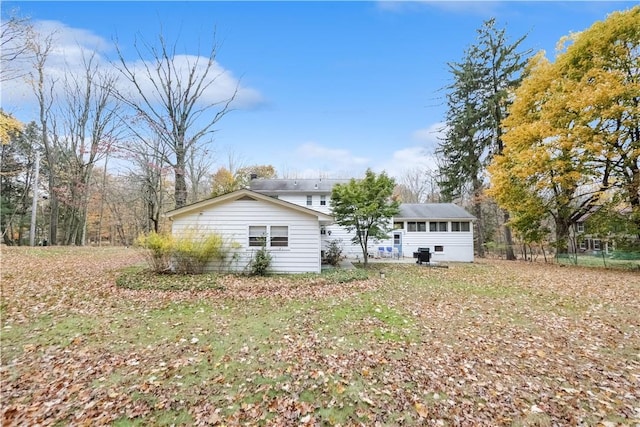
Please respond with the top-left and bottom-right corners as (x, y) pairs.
(322, 219), (475, 263)
(171, 198), (323, 273)
(277, 193), (333, 215)
(395, 230), (474, 262)
(260, 193), (475, 263)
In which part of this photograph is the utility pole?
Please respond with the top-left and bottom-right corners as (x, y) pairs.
(29, 154), (40, 246)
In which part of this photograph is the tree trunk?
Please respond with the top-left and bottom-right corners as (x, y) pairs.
(472, 200), (485, 257)
(174, 147), (187, 208)
(502, 210), (516, 260)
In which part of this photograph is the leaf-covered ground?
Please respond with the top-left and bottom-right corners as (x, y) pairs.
(1, 247), (638, 426)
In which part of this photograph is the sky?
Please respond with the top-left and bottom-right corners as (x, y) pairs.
(1, 1), (637, 180)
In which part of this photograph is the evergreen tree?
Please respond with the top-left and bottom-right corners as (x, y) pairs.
(437, 19), (530, 259)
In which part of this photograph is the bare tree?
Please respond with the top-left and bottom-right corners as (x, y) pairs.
(395, 167), (441, 203)
(26, 28), (59, 244)
(186, 144), (214, 204)
(54, 52), (120, 245)
(114, 30), (236, 208)
(1, 11), (32, 82)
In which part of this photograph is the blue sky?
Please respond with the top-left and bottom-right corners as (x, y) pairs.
(2, 1), (636, 179)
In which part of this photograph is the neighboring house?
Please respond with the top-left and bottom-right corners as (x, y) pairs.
(250, 178), (476, 264)
(572, 206), (636, 254)
(165, 189), (333, 274)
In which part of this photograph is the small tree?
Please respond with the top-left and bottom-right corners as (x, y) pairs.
(331, 169), (399, 267)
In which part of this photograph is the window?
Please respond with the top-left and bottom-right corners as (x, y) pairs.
(434, 245), (444, 252)
(579, 240), (586, 250)
(249, 226), (267, 247)
(270, 226), (289, 247)
(430, 222), (447, 232)
(407, 221), (426, 232)
(249, 226), (289, 248)
(451, 221), (470, 232)
(393, 222), (404, 230)
(393, 234), (401, 245)
(576, 223), (585, 233)
(306, 195), (312, 206)
(320, 195), (326, 206)
(594, 239), (601, 250)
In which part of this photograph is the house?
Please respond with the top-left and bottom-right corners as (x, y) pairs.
(249, 178), (476, 263)
(572, 206), (637, 255)
(166, 178), (476, 273)
(165, 189), (333, 274)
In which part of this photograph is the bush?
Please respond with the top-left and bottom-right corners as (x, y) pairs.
(136, 230), (229, 274)
(173, 233), (226, 274)
(250, 246), (272, 276)
(324, 239), (343, 267)
(135, 231), (174, 273)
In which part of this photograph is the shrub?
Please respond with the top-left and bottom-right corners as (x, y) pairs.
(324, 239), (344, 266)
(136, 230), (229, 274)
(135, 231), (174, 273)
(173, 233), (226, 274)
(250, 245), (272, 276)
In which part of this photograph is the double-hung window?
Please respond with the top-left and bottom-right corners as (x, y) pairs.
(248, 226), (267, 247)
(249, 225), (289, 248)
(270, 226), (289, 247)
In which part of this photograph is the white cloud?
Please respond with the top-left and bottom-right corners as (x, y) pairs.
(117, 55), (264, 109)
(374, 146), (438, 180)
(295, 142), (370, 166)
(411, 121), (446, 147)
(1, 20), (263, 120)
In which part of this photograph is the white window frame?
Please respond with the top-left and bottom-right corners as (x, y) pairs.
(407, 221), (426, 232)
(270, 226), (289, 247)
(430, 222), (447, 232)
(451, 221), (471, 232)
(248, 226), (267, 247)
(248, 225), (289, 248)
(306, 195), (312, 206)
(576, 223), (585, 233)
(320, 195), (326, 206)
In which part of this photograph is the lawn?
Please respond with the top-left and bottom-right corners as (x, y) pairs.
(1, 247), (638, 426)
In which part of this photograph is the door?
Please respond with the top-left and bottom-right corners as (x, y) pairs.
(393, 232), (402, 258)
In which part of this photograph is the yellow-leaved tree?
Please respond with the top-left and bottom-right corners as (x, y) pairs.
(488, 6), (640, 253)
(0, 110), (23, 144)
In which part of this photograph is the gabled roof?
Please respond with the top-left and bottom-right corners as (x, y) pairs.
(396, 203), (476, 220)
(250, 178), (351, 193)
(165, 189), (334, 221)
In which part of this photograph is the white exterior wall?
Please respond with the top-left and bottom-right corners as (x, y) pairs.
(271, 193), (475, 263)
(171, 198), (323, 273)
(387, 227), (475, 262)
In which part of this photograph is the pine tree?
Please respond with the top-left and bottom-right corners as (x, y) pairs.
(437, 19), (530, 259)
